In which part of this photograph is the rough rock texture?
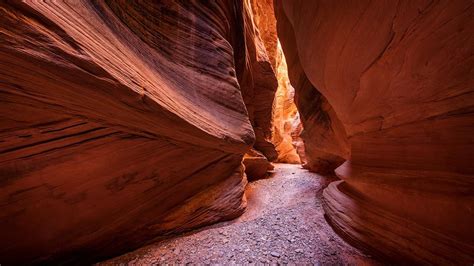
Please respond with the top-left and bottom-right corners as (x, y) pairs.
(0, 1), (276, 264)
(275, 0), (474, 264)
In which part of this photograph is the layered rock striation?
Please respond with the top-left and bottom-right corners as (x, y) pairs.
(275, 0), (474, 264)
(250, 0), (302, 165)
(271, 44), (302, 164)
(239, 0), (279, 165)
(0, 1), (276, 263)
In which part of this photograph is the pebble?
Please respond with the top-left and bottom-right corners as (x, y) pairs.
(103, 165), (377, 265)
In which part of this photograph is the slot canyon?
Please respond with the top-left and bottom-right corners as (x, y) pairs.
(0, 0), (473, 265)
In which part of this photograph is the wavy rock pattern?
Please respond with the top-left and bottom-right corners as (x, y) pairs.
(249, 0), (301, 164)
(271, 45), (302, 164)
(275, 0), (474, 263)
(239, 0), (278, 163)
(0, 1), (277, 263)
(273, 1), (348, 173)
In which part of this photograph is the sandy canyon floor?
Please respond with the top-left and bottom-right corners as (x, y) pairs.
(101, 164), (379, 265)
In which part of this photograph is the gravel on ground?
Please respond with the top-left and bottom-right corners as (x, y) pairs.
(100, 164), (379, 265)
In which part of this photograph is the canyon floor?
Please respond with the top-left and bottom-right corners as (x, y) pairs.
(102, 164), (379, 265)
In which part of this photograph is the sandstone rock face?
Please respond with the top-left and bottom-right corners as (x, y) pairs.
(250, 0), (279, 70)
(250, 0), (302, 164)
(0, 1), (275, 264)
(274, 6), (349, 174)
(271, 45), (302, 164)
(275, 0), (474, 263)
(243, 148), (274, 180)
(239, 0), (279, 163)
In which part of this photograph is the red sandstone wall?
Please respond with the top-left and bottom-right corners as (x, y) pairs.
(275, 0), (474, 263)
(0, 1), (276, 263)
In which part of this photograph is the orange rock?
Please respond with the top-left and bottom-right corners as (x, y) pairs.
(243, 149), (274, 180)
(271, 43), (302, 164)
(275, 13), (349, 173)
(249, 0), (302, 164)
(239, 0), (279, 162)
(275, 0), (474, 263)
(0, 1), (274, 264)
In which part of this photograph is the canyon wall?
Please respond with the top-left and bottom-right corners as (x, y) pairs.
(271, 47), (301, 164)
(0, 1), (276, 263)
(240, 0), (279, 179)
(275, 0), (474, 264)
(250, 0), (302, 164)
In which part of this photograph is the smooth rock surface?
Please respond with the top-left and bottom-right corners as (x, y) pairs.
(250, 0), (302, 164)
(243, 148), (274, 180)
(275, 0), (474, 264)
(239, 0), (279, 162)
(0, 1), (275, 263)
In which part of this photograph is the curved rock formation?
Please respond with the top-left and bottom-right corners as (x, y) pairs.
(249, 0), (302, 164)
(275, 0), (474, 264)
(274, 6), (349, 173)
(243, 148), (274, 181)
(271, 44), (302, 164)
(0, 1), (277, 264)
(239, 0), (279, 163)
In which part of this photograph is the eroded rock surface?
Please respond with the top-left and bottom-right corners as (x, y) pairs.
(271, 46), (302, 164)
(0, 1), (276, 264)
(275, 0), (474, 264)
(243, 148), (274, 180)
(239, 0), (279, 163)
(274, 4), (349, 174)
(249, 0), (302, 164)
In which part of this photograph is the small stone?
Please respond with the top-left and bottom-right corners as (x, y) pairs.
(270, 251), (280, 258)
(222, 238), (229, 244)
(295, 249), (303, 253)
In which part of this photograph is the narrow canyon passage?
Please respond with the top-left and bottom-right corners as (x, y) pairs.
(1, 1), (472, 264)
(101, 164), (378, 265)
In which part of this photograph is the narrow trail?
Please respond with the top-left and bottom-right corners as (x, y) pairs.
(102, 164), (379, 265)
